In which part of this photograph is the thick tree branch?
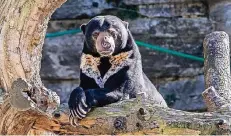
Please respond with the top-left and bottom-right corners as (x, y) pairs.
(203, 31), (231, 111)
(27, 98), (231, 135)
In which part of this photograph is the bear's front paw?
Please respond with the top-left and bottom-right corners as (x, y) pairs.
(68, 87), (91, 126)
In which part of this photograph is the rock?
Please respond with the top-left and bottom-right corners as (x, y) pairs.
(158, 75), (206, 111)
(129, 17), (213, 37)
(130, 17), (213, 78)
(47, 20), (88, 33)
(51, 0), (207, 19)
(42, 80), (79, 104)
(51, 0), (113, 19)
(123, 0), (205, 5)
(123, 0), (207, 18)
(138, 37), (204, 78)
(207, 1), (231, 36)
(40, 33), (84, 79)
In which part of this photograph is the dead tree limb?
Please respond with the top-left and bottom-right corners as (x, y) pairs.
(203, 31), (231, 111)
(26, 96), (231, 135)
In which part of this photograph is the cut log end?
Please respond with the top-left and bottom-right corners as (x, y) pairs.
(9, 78), (60, 116)
(202, 86), (231, 112)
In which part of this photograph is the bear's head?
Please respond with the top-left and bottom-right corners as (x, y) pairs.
(80, 15), (130, 57)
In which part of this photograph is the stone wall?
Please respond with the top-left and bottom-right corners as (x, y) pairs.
(40, 0), (230, 111)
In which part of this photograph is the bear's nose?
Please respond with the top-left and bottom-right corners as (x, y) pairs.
(104, 36), (109, 41)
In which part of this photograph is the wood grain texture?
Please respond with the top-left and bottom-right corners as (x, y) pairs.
(203, 31), (231, 111)
(0, 0), (66, 134)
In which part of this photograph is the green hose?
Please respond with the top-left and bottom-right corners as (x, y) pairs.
(135, 41), (204, 62)
(46, 29), (81, 37)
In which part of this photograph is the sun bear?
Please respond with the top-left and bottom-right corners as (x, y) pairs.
(68, 15), (167, 126)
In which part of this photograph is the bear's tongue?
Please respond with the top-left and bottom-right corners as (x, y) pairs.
(102, 42), (111, 49)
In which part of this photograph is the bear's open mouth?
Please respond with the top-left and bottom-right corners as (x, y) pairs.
(101, 42), (111, 49)
(99, 50), (113, 56)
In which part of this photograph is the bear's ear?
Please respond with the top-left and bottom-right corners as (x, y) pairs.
(122, 21), (129, 29)
(80, 24), (86, 34)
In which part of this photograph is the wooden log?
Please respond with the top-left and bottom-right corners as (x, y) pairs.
(0, 0), (66, 134)
(29, 98), (231, 135)
(203, 31), (231, 111)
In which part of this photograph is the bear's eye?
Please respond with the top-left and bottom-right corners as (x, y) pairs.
(109, 30), (117, 39)
(92, 32), (99, 39)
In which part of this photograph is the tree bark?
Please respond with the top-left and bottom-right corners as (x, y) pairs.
(0, 0), (66, 134)
(9, 96), (231, 135)
(1, 0), (231, 135)
(202, 31), (231, 111)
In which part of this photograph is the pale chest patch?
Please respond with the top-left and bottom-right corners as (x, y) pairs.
(80, 51), (133, 88)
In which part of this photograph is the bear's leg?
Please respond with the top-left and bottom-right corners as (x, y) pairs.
(85, 88), (123, 107)
(68, 87), (123, 125)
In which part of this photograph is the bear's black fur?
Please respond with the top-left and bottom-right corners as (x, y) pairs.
(68, 15), (167, 125)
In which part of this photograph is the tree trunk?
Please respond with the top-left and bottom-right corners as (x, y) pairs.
(0, 0), (66, 134)
(1, 0), (231, 135)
